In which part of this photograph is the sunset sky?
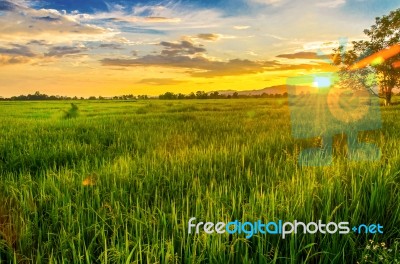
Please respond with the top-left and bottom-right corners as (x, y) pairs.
(0, 0), (397, 97)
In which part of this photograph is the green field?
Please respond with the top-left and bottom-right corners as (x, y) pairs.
(0, 99), (399, 263)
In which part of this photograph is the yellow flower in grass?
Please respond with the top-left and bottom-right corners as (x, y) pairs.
(82, 173), (98, 186)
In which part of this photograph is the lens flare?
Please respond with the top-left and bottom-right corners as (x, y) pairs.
(392, 61), (400, 68)
(371, 57), (384, 66)
(312, 77), (332, 88)
(349, 44), (400, 70)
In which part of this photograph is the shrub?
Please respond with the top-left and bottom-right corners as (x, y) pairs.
(62, 103), (79, 119)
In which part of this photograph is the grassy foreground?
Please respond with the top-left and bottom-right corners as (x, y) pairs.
(0, 99), (399, 263)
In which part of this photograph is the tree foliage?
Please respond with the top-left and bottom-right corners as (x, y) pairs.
(333, 8), (400, 105)
(158, 90), (287, 100)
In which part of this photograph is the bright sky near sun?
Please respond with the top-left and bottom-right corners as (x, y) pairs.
(0, 0), (398, 97)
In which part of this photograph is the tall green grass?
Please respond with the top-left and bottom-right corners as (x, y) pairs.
(0, 99), (399, 263)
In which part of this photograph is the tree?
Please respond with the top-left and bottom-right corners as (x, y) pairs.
(209, 91), (220, 99)
(159, 92), (177, 100)
(187, 92), (196, 99)
(333, 9), (400, 105)
(195, 91), (208, 99)
(137, 95), (148, 99)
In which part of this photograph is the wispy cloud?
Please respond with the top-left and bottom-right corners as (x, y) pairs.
(100, 16), (181, 24)
(265, 33), (287, 41)
(143, 16), (181, 23)
(316, 0), (346, 8)
(233, 26), (250, 30)
(32, 16), (62, 22)
(249, 0), (284, 6)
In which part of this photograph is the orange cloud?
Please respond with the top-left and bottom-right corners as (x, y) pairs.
(277, 52), (319, 59)
(0, 55), (31, 66)
(143, 16), (181, 23)
(196, 34), (220, 41)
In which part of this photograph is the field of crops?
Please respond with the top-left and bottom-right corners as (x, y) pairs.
(0, 99), (399, 263)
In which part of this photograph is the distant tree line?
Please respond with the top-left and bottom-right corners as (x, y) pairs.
(6, 90), (374, 101)
(158, 91), (288, 100)
(0, 91), (149, 101)
(0, 90), (290, 101)
(3, 90), (400, 101)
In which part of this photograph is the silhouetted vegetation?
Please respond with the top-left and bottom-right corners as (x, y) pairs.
(2, 89), (399, 102)
(0, 91), (147, 101)
(159, 91), (289, 100)
(62, 103), (79, 119)
(0, 91), (290, 101)
(6, 91), (73, 101)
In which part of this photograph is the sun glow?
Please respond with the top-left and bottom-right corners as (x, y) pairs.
(313, 77), (332, 88)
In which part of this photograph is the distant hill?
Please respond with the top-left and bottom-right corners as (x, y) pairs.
(214, 85), (288, 96)
(215, 85), (400, 96)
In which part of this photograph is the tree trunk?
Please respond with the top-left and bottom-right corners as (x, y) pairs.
(384, 88), (392, 106)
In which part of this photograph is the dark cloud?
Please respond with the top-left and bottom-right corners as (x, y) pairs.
(101, 55), (278, 78)
(277, 52), (319, 59)
(100, 38), (280, 77)
(99, 43), (123, 50)
(27, 40), (48, 46)
(45, 46), (87, 57)
(197, 34), (220, 41)
(0, 44), (35, 57)
(160, 41), (206, 55)
(190, 59), (279, 77)
(0, 0), (16, 11)
(33, 16), (61, 22)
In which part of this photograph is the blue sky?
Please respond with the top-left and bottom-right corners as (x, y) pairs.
(0, 0), (398, 96)
(28, 0), (397, 16)
(30, 0), (249, 14)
